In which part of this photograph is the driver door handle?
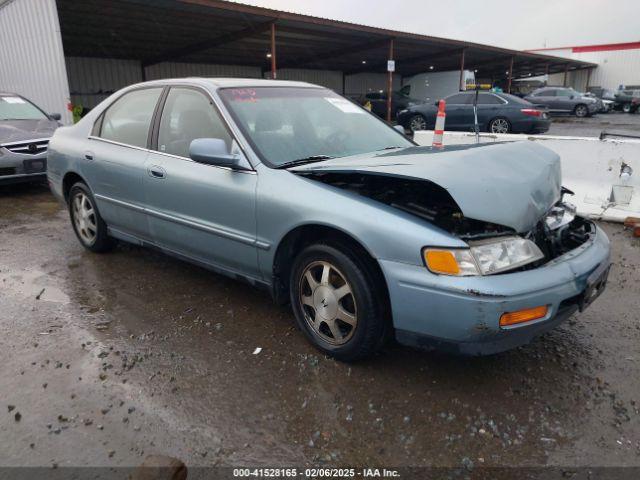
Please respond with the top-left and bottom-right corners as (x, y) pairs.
(148, 165), (166, 179)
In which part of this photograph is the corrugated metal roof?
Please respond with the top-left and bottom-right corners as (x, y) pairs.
(55, 0), (595, 80)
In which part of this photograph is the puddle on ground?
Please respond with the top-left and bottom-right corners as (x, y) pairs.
(0, 267), (70, 304)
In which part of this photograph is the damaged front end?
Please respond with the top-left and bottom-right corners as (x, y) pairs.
(295, 171), (514, 239)
(524, 194), (596, 265)
(297, 170), (595, 274)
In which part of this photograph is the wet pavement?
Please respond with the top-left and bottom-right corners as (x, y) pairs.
(0, 183), (639, 472)
(547, 111), (640, 138)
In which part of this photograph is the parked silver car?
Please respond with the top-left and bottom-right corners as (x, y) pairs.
(47, 79), (611, 361)
(524, 87), (599, 117)
(0, 92), (61, 185)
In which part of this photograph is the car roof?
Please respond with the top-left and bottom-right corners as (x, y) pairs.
(128, 77), (324, 90)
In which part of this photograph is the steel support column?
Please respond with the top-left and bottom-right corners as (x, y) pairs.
(459, 49), (466, 90)
(270, 23), (277, 79)
(563, 64), (569, 87)
(585, 67), (592, 90)
(507, 56), (514, 93)
(386, 38), (394, 123)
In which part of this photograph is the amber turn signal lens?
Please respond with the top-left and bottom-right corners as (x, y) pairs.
(500, 306), (548, 327)
(424, 250), (460, 275)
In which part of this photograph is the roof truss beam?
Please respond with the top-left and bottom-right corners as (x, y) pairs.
(142, 19), (274, 67)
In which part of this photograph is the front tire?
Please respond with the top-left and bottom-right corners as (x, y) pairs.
(408, 114), (427, 132)
(289, 244), (388, 362)
(622, 103), (632, 113)
(574, 104), (589, 117)
(68, 182), (114, 253)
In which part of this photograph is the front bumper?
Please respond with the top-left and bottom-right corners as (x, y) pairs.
(0, 148), (48, 185)
(381, 223), (611, 355)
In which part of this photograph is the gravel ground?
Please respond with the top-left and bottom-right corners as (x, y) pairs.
(0, 184), (639, 475)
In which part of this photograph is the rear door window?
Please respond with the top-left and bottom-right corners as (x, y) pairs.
(447, 94), (472, 105)
(99, 88), (162, 148)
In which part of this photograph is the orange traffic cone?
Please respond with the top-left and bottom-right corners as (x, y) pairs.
(432, 100), (446, 148)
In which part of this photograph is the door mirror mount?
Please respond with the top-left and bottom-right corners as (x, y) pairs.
(49, 113), (62, 121)
(189, 138), (242, 169)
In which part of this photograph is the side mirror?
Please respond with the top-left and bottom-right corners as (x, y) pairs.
(393, 125), (406, 135)
(434, 101), (440, 106)
(569, 95), (575, 100)
(49, 113), (62, 121)
(189, 138), (240, 168)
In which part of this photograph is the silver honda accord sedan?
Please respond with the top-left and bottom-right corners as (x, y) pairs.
(0, 92), (61, 185)
(47, 78), (610, 361)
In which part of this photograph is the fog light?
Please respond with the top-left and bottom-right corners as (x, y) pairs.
(500, 306), (548, 327)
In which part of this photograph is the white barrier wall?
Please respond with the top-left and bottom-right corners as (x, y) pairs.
(413, 131), (640, 223)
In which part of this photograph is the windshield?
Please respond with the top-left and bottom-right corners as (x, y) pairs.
(218, 87), (413, 167)
(0, 95), (48, 121)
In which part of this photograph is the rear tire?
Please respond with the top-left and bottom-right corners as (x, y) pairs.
(289, 243), (388, 362)
(488, 117), (511, 134)
(68, 182), (115, 253)
(622, 103), (632, 113)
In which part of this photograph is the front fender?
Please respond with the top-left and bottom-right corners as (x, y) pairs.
(254, 164), (465, 280)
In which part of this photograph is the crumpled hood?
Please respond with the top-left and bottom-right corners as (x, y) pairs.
(0, 119), (58, 144)
(292, 142), (561, 233)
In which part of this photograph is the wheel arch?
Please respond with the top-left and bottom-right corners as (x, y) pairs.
(62, 171), (88, 202)
(271, 223), (389, 310)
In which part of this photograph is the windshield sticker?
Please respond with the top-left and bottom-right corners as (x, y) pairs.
(1, 97), (26, 104)
(230, 89), (258, 102)
(325, 97), (365, 114)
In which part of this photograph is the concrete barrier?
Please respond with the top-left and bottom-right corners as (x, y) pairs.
(413, 131), (640, 223)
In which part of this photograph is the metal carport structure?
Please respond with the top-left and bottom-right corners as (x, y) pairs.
(1, 0), (597, 124)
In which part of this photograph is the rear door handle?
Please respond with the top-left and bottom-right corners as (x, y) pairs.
(147, 165), (166, 179)
(84, 151), (94, 161)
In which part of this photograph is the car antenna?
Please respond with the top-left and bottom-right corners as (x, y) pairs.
(468, 83), (492, 144)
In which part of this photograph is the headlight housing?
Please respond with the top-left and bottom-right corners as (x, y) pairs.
(423, 237), (544, 276)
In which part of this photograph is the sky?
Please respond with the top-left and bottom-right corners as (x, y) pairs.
(229, 0), (640, 51)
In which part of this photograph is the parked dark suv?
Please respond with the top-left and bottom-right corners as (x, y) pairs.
(614, 89), (640, 113)
(524, 87), (598, 117)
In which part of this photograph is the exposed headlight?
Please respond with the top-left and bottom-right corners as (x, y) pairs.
(423, 237), (544, 276)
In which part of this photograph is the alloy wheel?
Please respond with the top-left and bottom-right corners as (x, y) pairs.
(72, 192), (97, 245)
(575, 105), (588, 117)
(409, 115), (427, 132)
(298, 260), (357, 345)
(490, 118), (509, 134)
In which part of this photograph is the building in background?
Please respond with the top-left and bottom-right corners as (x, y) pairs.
(0, 0), (594, 125)
(528, 42), (640, 92)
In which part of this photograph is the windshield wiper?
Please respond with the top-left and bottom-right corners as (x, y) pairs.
(376, 146), (404, 151)
(275, 155), (334, 169)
